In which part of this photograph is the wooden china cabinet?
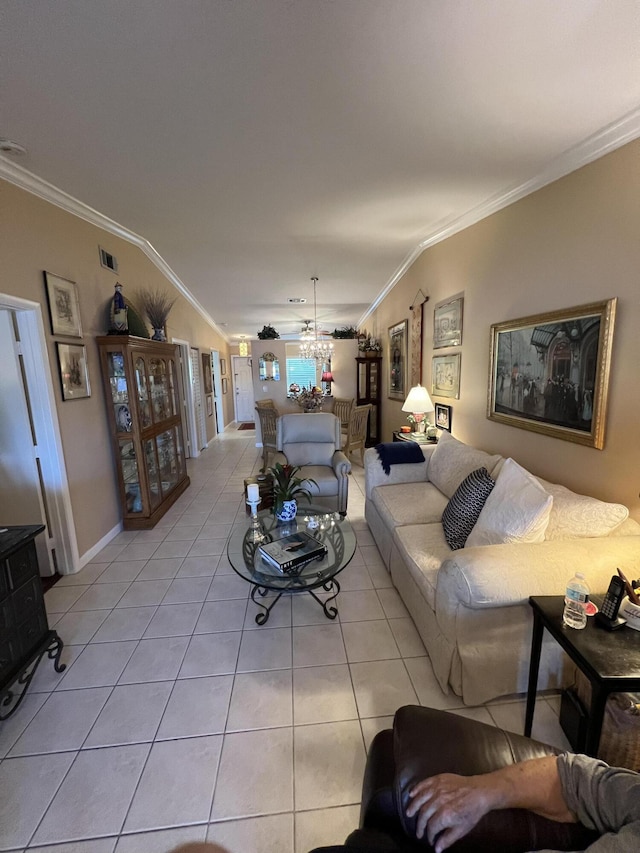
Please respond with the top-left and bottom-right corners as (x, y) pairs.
(97, 335), (190, 529)
(356, 356), (382, 446)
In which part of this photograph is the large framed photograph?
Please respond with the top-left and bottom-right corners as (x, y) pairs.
(488, 299), (616, 449)
(433, 295), (463, 349)
(432, 353), (461, 399)
(44, 272), (83, 338)
(388, 319), (408, 401)
(56, 343), (90, 400)
(202, 353), (213, 394)
(435, 403), (452, 432)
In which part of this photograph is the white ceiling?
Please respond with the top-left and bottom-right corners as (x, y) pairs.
(2, 1), (640, 341)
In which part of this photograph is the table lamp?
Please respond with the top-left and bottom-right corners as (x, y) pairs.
(401, 385), (435, 434)
(321, 368), (334, 395)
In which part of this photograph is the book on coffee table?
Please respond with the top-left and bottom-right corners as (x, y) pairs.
(259, 531), (327, 574)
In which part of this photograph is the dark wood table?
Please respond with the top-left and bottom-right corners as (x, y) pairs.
(525, 595), (640, 756)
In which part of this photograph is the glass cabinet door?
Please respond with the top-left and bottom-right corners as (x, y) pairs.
(144, 439), (162, 509)
(370, 362), (379, 397)
(119, 440), (142, 514)
(135, 357), (152, 428)
(157, 429), (179, 495)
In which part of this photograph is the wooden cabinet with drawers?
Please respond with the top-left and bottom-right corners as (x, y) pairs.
(0, 525), (65, 719)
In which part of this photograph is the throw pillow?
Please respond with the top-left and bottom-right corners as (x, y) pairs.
(441, 467), (495, 550)
(466, 457), (553, 546)
(428, 431), (503, 498)
(535, 478), (629, 540)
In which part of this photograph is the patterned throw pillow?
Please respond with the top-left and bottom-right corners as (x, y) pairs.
(442, 467), (495, 550)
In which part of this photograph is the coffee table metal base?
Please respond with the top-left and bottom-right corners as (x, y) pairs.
(250, 578), (341, 625)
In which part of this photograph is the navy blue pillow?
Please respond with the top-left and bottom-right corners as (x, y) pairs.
(442, 467), (495, 550)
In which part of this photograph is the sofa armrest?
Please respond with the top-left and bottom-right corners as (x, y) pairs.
(436, 536), (640, 612)
(332, 450), (352, 478)
(364, 445), (435, 500)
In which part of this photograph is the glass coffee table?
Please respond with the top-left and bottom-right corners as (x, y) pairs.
(227, 505), (357, 625)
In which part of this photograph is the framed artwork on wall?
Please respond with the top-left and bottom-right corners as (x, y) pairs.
(44, 271), (83, 337)
(206, 395), (213, 417)
(432, 353), (461, 399)
(202, 353), (213, 394)
(220, 358), (227, 375)
(56, 343), (90, 400)
(222, 377), (228, 394)
(388, 319), (408, 401)
(435, 403), (452, 432)
(488, 299), (616, 449)
(433, 295), (463, 349)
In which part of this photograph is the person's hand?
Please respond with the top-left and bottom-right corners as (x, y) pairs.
(405, 773), (496, 852)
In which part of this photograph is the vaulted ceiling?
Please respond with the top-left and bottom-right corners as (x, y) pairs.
(2, 1), (640, 341)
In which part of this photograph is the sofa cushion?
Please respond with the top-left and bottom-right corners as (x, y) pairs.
(372, 482), (449, 529)
(536, 479), (630, 540)
(428, 431), (503, 498)
(466, 458), (553, 546)
(442, 468), (495, 551)
(393, 523), (451, 610)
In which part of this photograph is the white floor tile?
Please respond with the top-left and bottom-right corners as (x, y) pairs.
(403, 657), (466, 711)
(210, 728), (293, 820)
(177, 555), (220, 577)
(157, 675), (234, 738)
(70, 583), (131, 611)
(337, 564), (373, 591)
(195, 599), (248, 633)
(124, 736), (222, 832)
(336, 590), (385, 622)
(115, 825), (205, 853)
(58, 642), (138, 690)
(294, 805), (359, 853)
(29, 644), (85, 693)
(142, 602), (203, 638)
(360, 716), (394, 752)
(292, 592), (333, 626)
(207, 575), (251, 600)
(293, 665), (358, 725)
(350, 660), (418, 717)
(292, 624), (347, 668)
(226, 669), (293, 731)
(152, 540), (193, 560)
(388, 617), (427, 657)
(53, 609), (110, 645)
(96, 561), (146, 584)
(0, 752), (76, 850)
(114, 542), (159, 562)
(161, 576), (212, 604)
(376, 587), (410, 619)
(56, 563), (107, 585)
(84, 682), (173, 747)
(91, 606), (156, 642)
(32, 744), (150, 845)
(45, 585), (90, 614)
(237, 627), (293, 672)
(341, 619), (401, 663)
(294, 720), (366, 811)
(116, 579), (172, 608)
(0, 691), (48, 759)
(136, 558), (183, 581)
(208, 813), (294, 853)
(489, 698), (572, 751)
(30, 838), (117, 853)
(119, 636), (189, 684)
(9, 687), (110, 756)
(178, 631), (242, 678)
(243, 594), (292, 629)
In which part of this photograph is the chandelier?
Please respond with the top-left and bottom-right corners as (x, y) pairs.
(299, 277), (334, 361)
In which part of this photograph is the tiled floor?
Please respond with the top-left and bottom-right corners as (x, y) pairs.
(0, 429), (571, 853)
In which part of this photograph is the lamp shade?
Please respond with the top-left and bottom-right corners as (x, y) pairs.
(321, 370), (334, 382)
(401, 384), (435, 414)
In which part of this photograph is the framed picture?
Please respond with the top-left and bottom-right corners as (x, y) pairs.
(434, 403), (452, 432)
(432, 353), (461, 399)
(488, 299), (616, 449)
(222, 377), (228, 394)
(44, 272), (83, 337)
(388, 319), (408, 401)
(56, 343), (90, 400)
(206, 395), (213, 417)
(433, 295), (463, 349)
(202, 352), (213, 394)
(220, 358), (227, 375)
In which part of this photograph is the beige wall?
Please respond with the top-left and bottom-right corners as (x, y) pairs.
(0, 180), (231, 560)
(366, 139), (640, 520)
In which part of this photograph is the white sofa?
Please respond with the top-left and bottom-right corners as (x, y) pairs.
(364, 432), (640, 706)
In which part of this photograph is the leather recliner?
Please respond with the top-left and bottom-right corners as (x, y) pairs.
(276, 413), (351, 515)
(310, 705), (599, 852)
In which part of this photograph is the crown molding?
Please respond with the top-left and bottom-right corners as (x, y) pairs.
(358, 105), (640, 327)
(0, 157), (228, 342)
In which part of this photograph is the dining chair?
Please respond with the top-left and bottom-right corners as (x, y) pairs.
(342, 404), (371, 466)
(255, 404), (279, 471)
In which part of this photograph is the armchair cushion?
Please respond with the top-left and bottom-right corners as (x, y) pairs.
(302, 464), (341, 498)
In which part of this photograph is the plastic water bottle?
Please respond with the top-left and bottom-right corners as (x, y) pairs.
(562, 572), (590, 629)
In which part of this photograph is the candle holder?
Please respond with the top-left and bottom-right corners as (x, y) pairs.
(246, 498), (266, 544)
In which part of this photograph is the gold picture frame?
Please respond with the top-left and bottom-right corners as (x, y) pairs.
(431, 353), (461, 399)
(487, 299), (616, 449)
(433, 294), (463, 349)
(56, 343), (91, 400)
(388, 319), (408, 401)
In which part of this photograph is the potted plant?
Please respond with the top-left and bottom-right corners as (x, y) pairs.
(293, 385), (324, 412)
(331, 325), (358, 339)
(268, 462), (317, 521)
(257, 324), (280, 340)
(138, 287), (177, 341)
(358, 332), (382, 357)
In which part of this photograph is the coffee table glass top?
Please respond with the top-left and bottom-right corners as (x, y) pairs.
(227, 505), (356, 592)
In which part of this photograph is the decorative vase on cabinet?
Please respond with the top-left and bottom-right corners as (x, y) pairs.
(97, 335), (190, 529)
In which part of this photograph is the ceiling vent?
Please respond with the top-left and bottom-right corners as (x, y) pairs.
(99, 246), (118, 273)
(288, 297), (307, 303)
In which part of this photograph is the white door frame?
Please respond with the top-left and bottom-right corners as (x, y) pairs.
(172, 338), (200, 459)
(232, 355), (254, 423)
(211, 350), (224, 434)
(0, 293), (79, 574)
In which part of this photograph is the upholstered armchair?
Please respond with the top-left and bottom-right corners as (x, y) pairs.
(275, 413), (351, 515)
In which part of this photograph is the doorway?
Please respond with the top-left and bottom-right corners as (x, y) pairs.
(211, 350), (224, 435)
(0, 295), (78, 575)
(233, 356), (254, 423)
(172, 339), (199, 459)
(190, 347), (207, 451)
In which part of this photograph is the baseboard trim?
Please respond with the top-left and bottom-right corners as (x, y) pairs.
(77, 522), (123, 570)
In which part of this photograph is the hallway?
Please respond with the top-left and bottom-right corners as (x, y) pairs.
(0, 428), (569, 853)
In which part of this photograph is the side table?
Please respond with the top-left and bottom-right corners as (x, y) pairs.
(392, 431), (438, 445)
(525, 595), (640, 756)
